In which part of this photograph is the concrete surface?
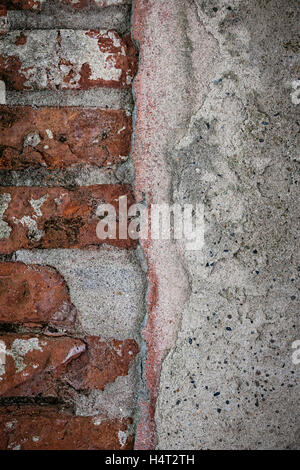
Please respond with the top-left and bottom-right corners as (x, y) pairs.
(135, 0), (300, 450)
(15, 248), (145, 340)
(8, 3), (131, 34)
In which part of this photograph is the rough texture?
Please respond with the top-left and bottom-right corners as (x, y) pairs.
(7, 6), (131, 34)
(0, 407), (134, 450)
(62, 0), (131, 8)
(132, 0), (191, 449)
(16, 248), (145, 340)
(0, 334), (138, 397)
(140, 0), (300, 451)
(1, 1), (42, 10)
(0, 0), (143, 451)
(0, 261), (76, 326)
(0, 30), (137, 90)
(0, 185), (135, 253)
(63, 337), (139, 391)
(0, 106), (132, 170)
(0, 334), (85, 396)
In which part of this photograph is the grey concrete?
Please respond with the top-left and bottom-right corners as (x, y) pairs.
(0, 160), (136, 187)
(15, 248), (146, 341)
(154, 0), (300, 450)
(7, 4), (131, 34)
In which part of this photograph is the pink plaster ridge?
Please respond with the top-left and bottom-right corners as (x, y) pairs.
(132, 0), (190, 450)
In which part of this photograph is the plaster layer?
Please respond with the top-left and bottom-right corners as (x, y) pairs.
(152, 0), (300, 450)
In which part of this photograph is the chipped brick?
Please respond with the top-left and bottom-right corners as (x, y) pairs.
(0, 334), (85, 397)
(0, 407), (133, 449)
(0, 185), (136, 253)
(0, 30), (138, 90)
(0, 106), (132, 170)
(0, 261), (77, 326)
(63, 337), (139, 391)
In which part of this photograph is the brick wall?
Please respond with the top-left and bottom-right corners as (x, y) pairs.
(0, 0), (143, 450)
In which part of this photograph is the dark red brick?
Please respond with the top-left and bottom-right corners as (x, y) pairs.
(63, 337), (139, 391)
(0, 106), (132, 170)
(0, 334), (85, 397)
(0, 334), (138, 397)
(0, 1), (41, 10)
(0, 262), (77, 326)
(0, 407), (134, 449)
(0, 185), (136, 254)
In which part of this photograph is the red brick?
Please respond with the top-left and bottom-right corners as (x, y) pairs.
(0, 407), (133, 449)
(0, 106), (132, 170)
(0, 335), (138, 397)
(0, 185), (135, 254)
(0, 262), (77, 326)
(63, 337), (139, 391)
(0, 334), (85, 397)
(0, 30), (138, 90)
(0, 1), (41, 10)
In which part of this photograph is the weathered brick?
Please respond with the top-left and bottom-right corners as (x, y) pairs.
(0, 335), (138, 397)
(0, 1), (42, 10)
(0, 407), (133, 449)
(0, 334), (85, 397)
(0, 185), (135, 253)
(63, 337), (139, 391)
(0, 106), (132, 170)
(0, 262), (77, 326)
(0, 30), (137, 90)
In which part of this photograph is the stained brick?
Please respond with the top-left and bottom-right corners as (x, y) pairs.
(0, 335), (138, 397)
(0, 262), (77, 326)
(0, 30), (137, 90)
(0, 106), (132, 170)
(0, 334), (85, 397)
(0, 407), (133, 449)
(0, 185), (135, 253)
(63, 337), (139, 391)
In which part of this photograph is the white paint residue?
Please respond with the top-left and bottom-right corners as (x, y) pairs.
(63, 344), (85, 364)
(30, 194), (48, 218)
(0, 339), (6, 377)
(0, 81), (6, 105)
(291, 79), (300, 105)
(9, 338), (43, 373)
(5, 421), (16, 430)
(0, 193), (12, 240)
(13, 216), (44, 242)
(118, 430), (127, 448)
(93, 417), (102, 426)
(45, 129), (53, 139)
(117, 126), (126, 134)
(11, 194), (48, 242)
(76, 32), (122, 82)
